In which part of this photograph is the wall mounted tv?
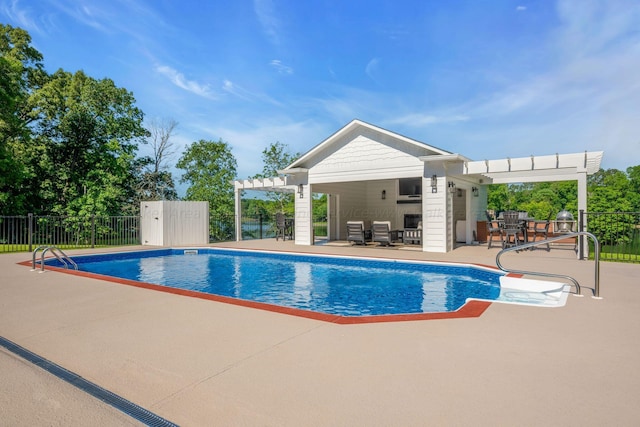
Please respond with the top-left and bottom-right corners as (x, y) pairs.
(397, 177), (422, 203)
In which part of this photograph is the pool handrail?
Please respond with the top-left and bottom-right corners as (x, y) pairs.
(32, 245), (78, 272)
(495, 231), (600, 298)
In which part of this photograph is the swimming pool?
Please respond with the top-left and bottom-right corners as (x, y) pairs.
(44, 248), (503, 320)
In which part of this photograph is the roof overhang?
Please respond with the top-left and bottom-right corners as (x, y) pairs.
(419, 153), (472, 163)
(276, 167), (309, 175)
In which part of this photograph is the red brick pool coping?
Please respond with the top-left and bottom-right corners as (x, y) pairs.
(19, 250), (516, 323)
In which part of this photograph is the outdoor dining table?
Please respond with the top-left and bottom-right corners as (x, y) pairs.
(496, 217), (536, 245)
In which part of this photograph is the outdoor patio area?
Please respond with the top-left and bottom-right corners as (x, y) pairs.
(1, 241), (639, 426)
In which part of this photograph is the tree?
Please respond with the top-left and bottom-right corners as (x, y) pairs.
(177, 139), (237, 217)
(25, 69), (148, 216)
(135, 117), (178, 202)
(627, 165), (640, 211)
(0, 24), (46, 214)
(587, 168), (637, 245)
(488, 180), (578, 219)
(251, 141), (299, 214)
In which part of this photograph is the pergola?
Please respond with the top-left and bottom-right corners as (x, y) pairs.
(423, 150), (603, 214)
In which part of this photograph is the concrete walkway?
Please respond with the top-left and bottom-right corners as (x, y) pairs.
(1, 241), (639, 426)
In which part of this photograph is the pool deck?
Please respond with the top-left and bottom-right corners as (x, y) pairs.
(1, 240), (640, 426)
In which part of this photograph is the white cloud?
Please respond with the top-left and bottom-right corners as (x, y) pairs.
(1, 0), (42, 32)
(200, 119), (329, 178)
(254, 0), (281, 45)
(386, 113), (470, 127)
(155, 65), (216, 99)
(516, 5), (527, 11)
(365, 57), (381, 83)
(222, 79), (247, 99)
(49, 0), (108, 32)
(270, 59), (293, 75)
(222, 79), (285, 107)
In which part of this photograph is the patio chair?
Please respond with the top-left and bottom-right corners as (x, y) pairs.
(502, 210), (523, 248)
(532, 211), (553, 251)
(372, 221), (394, 246)
(485, 211), (503, 249)
(403, 221), (422, 245)
(346, 221), (367, 245)
(275, 212), (292, 241)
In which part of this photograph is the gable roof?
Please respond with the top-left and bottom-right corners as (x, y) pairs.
(282, 119), (451, 172)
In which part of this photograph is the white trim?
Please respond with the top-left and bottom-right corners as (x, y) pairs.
(463, 151), (603, 182)
(419, 153), (472, 163)
(234, 177), (295, 192)
(284, 119), (451, 171)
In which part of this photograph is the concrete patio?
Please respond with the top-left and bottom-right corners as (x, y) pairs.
(1, 240), (639, 426)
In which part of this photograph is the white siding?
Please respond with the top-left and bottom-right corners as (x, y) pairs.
(309, 134), (424, 184)
(294, 185), (313, 245)
(422, 178), (447, 253)
(141, 201), (209, 246)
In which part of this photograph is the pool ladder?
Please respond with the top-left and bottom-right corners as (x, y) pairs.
(496, 231), (601, 298)
(32, 245), (78, 272)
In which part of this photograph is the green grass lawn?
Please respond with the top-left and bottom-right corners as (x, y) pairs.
(595, 251), (640, 263)
(1, 243), (92, 254)
(0, 243), (121, 254)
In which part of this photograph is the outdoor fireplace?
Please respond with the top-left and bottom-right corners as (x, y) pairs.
(404, 214), (422, 229)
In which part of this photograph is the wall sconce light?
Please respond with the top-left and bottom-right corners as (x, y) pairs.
(297, 184), (304, 198)
(381, 190), (386, 200)
(448, 181), (456, 194)
(472, 187), (479, 197)
(431, 175), (438, 193)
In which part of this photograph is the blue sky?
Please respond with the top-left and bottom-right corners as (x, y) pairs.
(3, 0), (640, 187)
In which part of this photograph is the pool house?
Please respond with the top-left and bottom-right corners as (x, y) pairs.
(234, 119), (603, 253)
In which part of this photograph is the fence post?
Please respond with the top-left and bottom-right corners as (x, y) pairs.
(28, 213), (33, 252)
(578, 209), (584, 260)
(91, 215), (96, 248)
(259, 213), (263, 240)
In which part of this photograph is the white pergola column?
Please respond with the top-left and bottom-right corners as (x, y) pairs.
(577, 171), (588, 258)
(234, 188), (242, 241)
(294, 184), (313, 245)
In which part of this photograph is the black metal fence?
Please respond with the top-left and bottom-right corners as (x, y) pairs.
(216, 214), (328, 243)
(580, 210), (640, 263)
(12, 211), (635, 262)
(1, 213), (329, 252)
(0, 214), (140, 253)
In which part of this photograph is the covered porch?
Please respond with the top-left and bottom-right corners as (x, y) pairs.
(233, 120), (603, 253)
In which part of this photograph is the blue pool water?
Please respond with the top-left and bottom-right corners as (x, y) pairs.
(55, 249), (503, 316)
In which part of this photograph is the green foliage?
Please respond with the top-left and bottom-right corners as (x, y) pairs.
(486, 184), (510, 212)
(488, 168), (640, 248)
(487, 181), (577, 219)
(177, 139), (237, 216)
(23, 69), (148, 216)
(586, 169), (638, 245)
(0, 24), (46, 214)
(251, 141), (300, 215)
(1, 25), (150, 216)
(313, 193), (328, 220)
(242, 198), (271, 218)
(625, 165), (640, 211)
